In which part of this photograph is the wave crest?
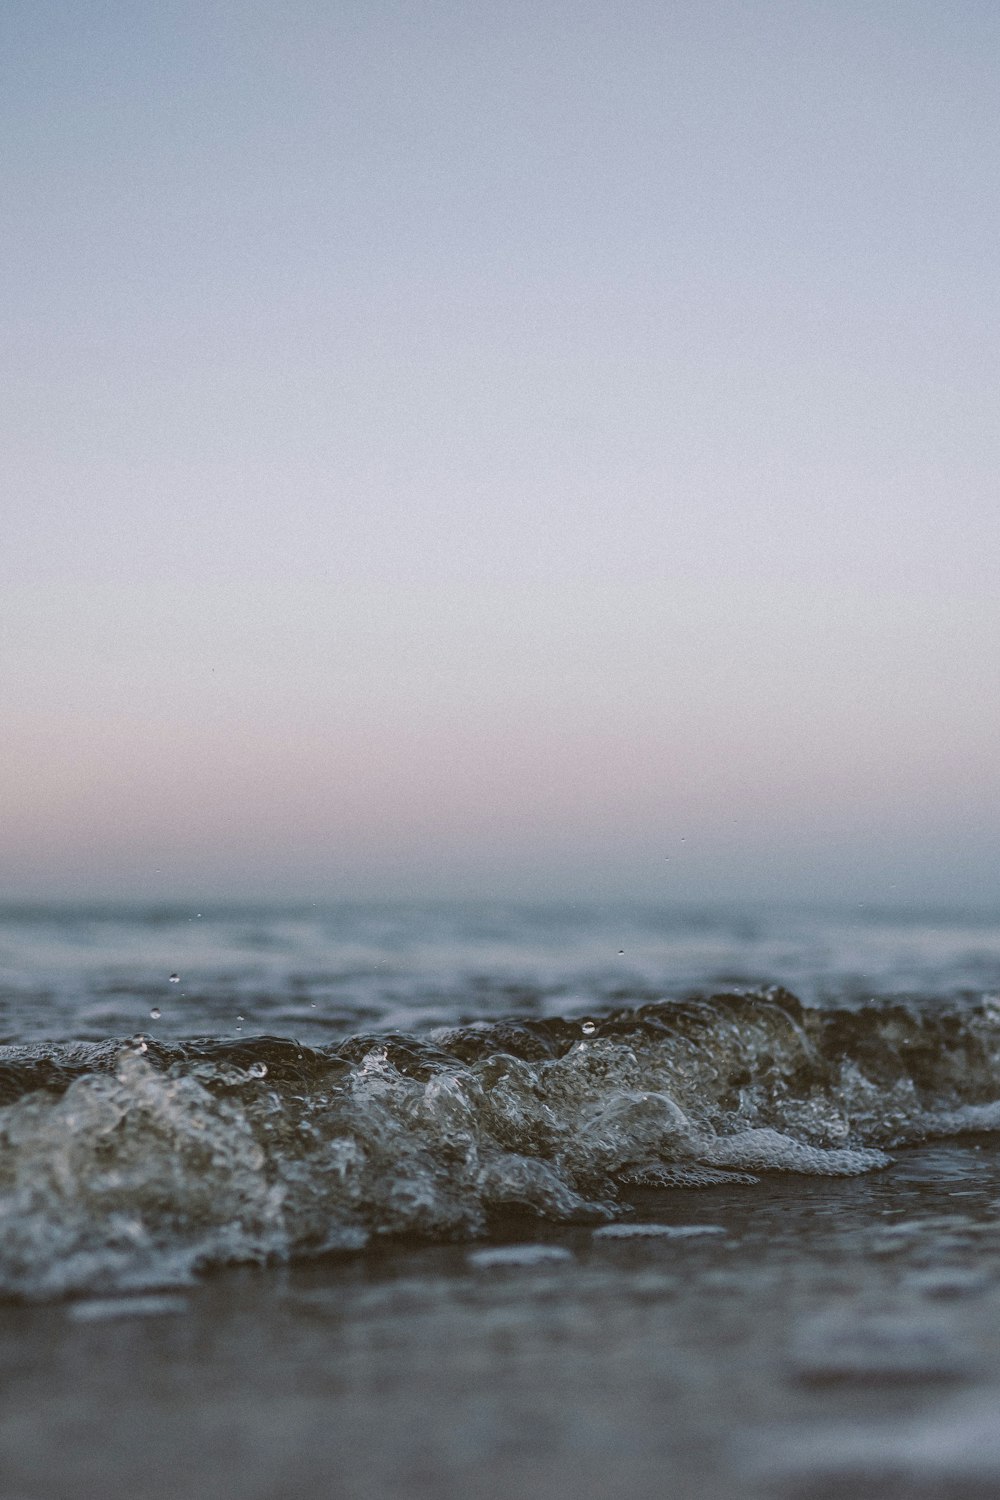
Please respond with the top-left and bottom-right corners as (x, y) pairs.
(2, 988), (999, 1297)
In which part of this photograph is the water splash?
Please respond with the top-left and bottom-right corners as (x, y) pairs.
(1, 989), (1000, 1298)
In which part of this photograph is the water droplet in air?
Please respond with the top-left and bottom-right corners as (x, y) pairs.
(237, 1015), (244, 1022)
(149, 1008), (161, 1020)
(582, 1021), (597, 1035)
(168, 973), (180, 984)
(248, 1062), (268, 1079)
(618, 949), (624, 956)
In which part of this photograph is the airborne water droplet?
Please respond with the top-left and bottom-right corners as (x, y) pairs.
(582, 1021), (597, 1035)
(168, 973), (180, 984)
(149, 1008), (161, 1020)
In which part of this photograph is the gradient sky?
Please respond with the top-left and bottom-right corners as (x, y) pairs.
(3, 0), (999, 903)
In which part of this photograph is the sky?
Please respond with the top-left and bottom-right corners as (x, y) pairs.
(2, 0), (999, 904)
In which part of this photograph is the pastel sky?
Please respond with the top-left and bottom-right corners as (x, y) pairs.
(3, 0), (999, 903)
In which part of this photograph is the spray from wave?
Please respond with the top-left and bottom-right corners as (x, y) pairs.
(2, 988), (1000, 1298)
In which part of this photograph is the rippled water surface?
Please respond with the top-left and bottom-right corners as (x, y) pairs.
(4, 899), (1000, 1043)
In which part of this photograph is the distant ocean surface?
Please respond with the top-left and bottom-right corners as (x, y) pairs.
(2, 900), (1000, 1299)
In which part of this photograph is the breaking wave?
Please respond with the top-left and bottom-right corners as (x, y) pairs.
(3, 988), (1000, 1298)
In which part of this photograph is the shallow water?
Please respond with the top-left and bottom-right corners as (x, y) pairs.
(5, 1142), (1000, 1498)
(4, 901), (1000, 1496)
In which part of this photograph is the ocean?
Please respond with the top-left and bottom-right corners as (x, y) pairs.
(4, 900), (1000, 1497)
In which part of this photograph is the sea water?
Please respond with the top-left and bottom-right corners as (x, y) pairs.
(3, 900), (1000, 1497)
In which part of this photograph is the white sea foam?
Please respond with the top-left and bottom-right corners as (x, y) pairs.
(468, 1245), (574, 1267)
(593, 1223), (726, 1239)
(68, 1295), (189, 1321)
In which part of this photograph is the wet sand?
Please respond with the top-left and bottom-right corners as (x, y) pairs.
(5, 1141), (1000, 1500)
